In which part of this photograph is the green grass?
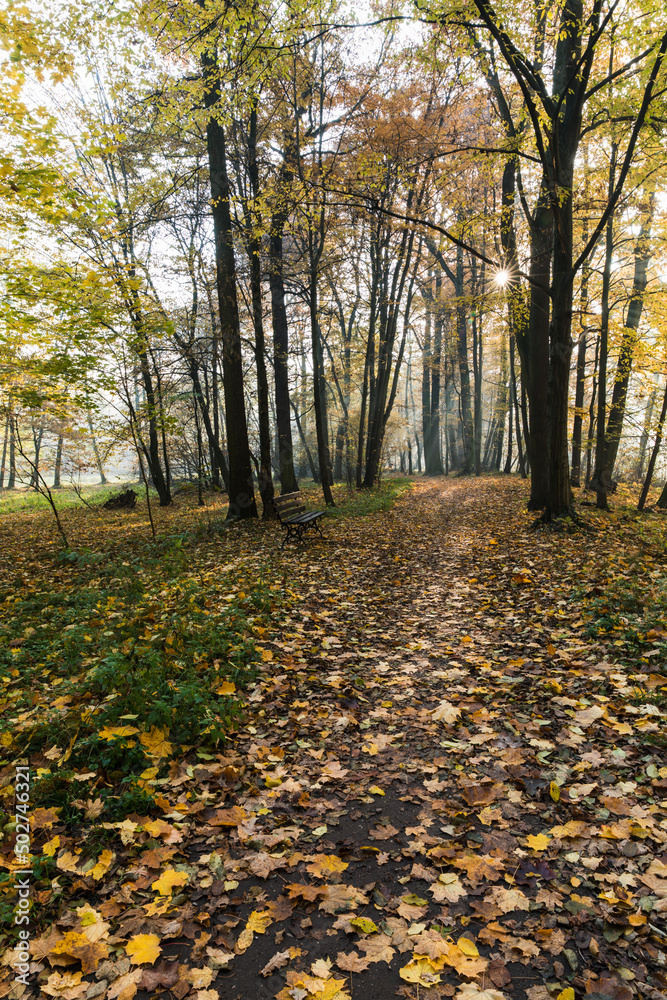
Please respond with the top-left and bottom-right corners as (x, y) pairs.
(299, 476), (414, 520)
(0, 481), (133, 514)
(0, 532), (280, 816)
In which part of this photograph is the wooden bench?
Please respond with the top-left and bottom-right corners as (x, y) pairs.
(273, 491), (325, 548)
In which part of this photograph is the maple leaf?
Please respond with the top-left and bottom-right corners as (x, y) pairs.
(216, 680), (236, 694)
(246, 909), (273, 934)
(40, 971), (88, 999)
(207, 805), (247, 826)
(525, 833), (551, 852)
(151, 868), (189, 895)
(410, 930), (450, 961)
(260, 949), (292, 976)
(139, 726), (173, 758)
(455, 985), (509, 1000)
(125, 933), (161, 966)
(362, 732), (402, 754)
(320, 760), (349, 779)
(287, 883), (325, 901)
(453, 852), (505, 885)
(487, 886), (531, 913)
(106, 969), (143, 1000)
(357, 933), (395, 963)
(431, 873), (466, 903)
(574, 705), (605, 727)
(143, 818), (175, 838)
(188, 967), (215, 988)
(56, 850), (82, 873)
(90, 849), (114, 881)
(319, 884), (370, 914)
(42, 835), (61, 856)
(336, 951), (370, 972)
(549, 820), (590, 839)
(48, 930), (109, 974)
(98, 724), (140, 741)
(31, 807), (61, 829)
(432, 699), (461, 724)
(368, 822), (400, 840)
(306, 854), (349, 878)
(461, 781), (502, 806)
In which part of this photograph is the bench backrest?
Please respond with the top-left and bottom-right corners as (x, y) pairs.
(273, 491), (306, 521)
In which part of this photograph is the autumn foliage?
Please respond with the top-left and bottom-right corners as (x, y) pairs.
(0, 477), (666, 999)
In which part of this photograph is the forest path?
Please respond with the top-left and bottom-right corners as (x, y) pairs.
(13, 476), (666, 1000)
(179, 477), (665, 1000)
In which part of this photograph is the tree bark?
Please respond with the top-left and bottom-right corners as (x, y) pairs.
(202, 50), (257, 519)
(603, 193), (655, 479)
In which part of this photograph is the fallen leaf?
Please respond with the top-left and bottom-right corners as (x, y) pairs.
(125, 934), (161, 966)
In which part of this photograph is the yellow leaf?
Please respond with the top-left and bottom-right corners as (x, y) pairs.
(90, 849), (115, 881)
(235, 927), (254, 953)
(350, 917), (378, 934)
(306, 855), (350, 878)
(139, 727), (173, 758)
(216, 681), (236, 695)
(260, 648), (273, 661)
(550, 782), (561, 802)
(368, 785), (384, 796)
(247, 909), (273, 934)
(399, 957), (442, 987)
(42, 835), (60, 856)
(50, 931), (109, 974)
(457, 937), (479, 957)
(98, 725), (139, 741)
(151, 868), (189, 895)
(557, 990), (575, 1000)
(56, 850), (82, 873)
(525, 833), (551, 852)
(188, 967), (214, 988)
(125, 933), (161, 966)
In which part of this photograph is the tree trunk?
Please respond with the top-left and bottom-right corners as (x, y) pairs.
(591, 144), (617, 510)
(269, 223), (299, 493)
(53, 434), (64, 489)
(638, 378), (667, 510)
(523, 185), (552, 509)
(455, 243), (474, 472)
(0, 414), (9, 489)
(7, 418), (15, 489)
(421, 293), (432, 473)
(604, 193), (655, 479)
(428, 276), (445, 475)
(636, 386), (657, 481)
(203, 50), (257, 519)
(245, 106), (275, 520)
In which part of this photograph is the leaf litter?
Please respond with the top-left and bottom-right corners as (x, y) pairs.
(0, 476), (666, 1000)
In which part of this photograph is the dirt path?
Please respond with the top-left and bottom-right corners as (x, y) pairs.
(17, 478), (667, 1000)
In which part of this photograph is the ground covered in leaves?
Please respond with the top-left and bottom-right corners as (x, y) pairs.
(1, 476), (666, 1000)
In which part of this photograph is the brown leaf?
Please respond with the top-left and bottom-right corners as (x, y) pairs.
(139, 959), (180, 991)
(336, 951), (371, 972)
(453, 852), (505, 886)
(488, 958), (511, 987)
(207, 806), (247, 827)
(368, 823), (400, 840)
(318, 884), (369, 914)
